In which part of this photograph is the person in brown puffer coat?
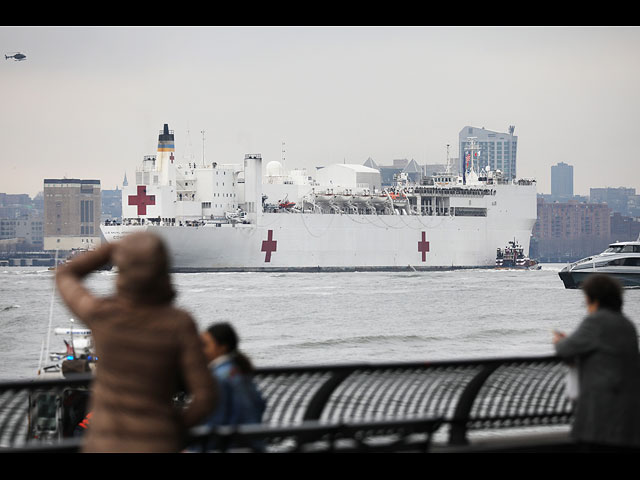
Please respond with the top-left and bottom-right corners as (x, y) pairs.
(55, 232), (217, 453)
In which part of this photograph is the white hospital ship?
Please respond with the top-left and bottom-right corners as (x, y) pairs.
(100, 124), (537, 272)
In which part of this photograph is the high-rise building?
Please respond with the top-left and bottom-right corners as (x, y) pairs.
(43, 179), (101, 251)
(459, 125), (518, 181)
(0, 193), (41, 219)
(628, 195), (640, 218)
(551, 162), (573, 198)
(0, 214), (43, 250)
(101, 187), (123, 222)
(532, 198), (611, 261)
(610, 212), (640, 243)
(590, 187), (636, 216)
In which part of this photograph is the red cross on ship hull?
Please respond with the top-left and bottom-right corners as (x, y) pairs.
(418, 231), (430, 262)
(261, 230), (277, 262)
(128, 185), (156, 216)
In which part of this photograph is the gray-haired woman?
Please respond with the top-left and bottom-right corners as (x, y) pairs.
(553, 274), (640, 452)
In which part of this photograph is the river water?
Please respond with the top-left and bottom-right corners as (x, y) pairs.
(1, 264), (639, 381)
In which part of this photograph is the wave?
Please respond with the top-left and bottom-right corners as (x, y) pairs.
(459, 327), (540, 341)
(540, 266), (564, 273)
(2, 269), (56, 276)
(282, 334), (445, 349)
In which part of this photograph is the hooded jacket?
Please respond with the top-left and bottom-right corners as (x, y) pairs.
(56, 234), (217, 453)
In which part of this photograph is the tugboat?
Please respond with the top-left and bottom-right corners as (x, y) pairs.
(558, 236), (640, 289)
(496, 239), (540, 270)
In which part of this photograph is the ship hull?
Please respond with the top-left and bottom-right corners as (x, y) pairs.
(101, 214), (536, 272)
(559, 269), (640, 289)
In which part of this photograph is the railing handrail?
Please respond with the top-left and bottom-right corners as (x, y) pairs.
(2, 416), (445, 453)
(0, 373), (93, 391)
(254, 354), (560, 375)
(0, 354), (562, 390)
(0, 437), (83, 453)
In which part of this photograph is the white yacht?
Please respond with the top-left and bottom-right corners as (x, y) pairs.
(559, 238), (640, 289)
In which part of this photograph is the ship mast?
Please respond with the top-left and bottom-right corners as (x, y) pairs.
(183, 124), (196, 165)
(281, 140), (286, 173)
(467, 137), (476, 173)
(466, 137), (480, 184)
(201, 130), (206, 167)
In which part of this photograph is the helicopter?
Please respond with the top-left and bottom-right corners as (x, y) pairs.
(5, 52), (26, 61)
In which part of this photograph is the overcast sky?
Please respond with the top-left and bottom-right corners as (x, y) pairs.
(1, 26), (639, 197)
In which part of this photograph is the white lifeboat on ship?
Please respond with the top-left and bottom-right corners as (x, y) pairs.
(225, 209), (249, 224)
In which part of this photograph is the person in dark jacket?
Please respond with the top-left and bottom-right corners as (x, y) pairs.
(56, 233), (218, 453)
(553, 274), (640, 451)
(196, 322), (266, 451)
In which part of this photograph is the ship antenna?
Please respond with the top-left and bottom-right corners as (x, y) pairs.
(184, 122), (196, 165)
(201, 130), (206, 167)
(281, 140), (286, 173)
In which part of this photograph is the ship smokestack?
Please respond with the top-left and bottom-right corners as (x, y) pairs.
(158, 124), (175, 153)
(244, 154), (263, 224)
(157, 123), (176, 186)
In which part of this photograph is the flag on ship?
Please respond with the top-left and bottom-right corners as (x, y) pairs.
(64, 339), (75, 357)
(463, 150), (471, 184)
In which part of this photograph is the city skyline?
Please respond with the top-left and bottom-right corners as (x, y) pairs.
(2, 26), (640, 197)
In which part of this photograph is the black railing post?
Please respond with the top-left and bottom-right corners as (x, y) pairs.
(448, 363), (501, 446)
(302, 368), (355, 421)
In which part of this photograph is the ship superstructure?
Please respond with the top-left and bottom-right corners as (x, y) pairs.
(101, 125), (538, 272)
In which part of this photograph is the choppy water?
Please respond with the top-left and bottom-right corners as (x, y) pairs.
(1, 265), (639, 381)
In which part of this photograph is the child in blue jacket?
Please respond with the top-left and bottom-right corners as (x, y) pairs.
(198, 322), (266, 450)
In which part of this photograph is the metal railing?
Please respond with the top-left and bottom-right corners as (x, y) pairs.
(188, 417), (444, 453)
(0, 354), (573, 452)
(252, 355), (572, 444)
